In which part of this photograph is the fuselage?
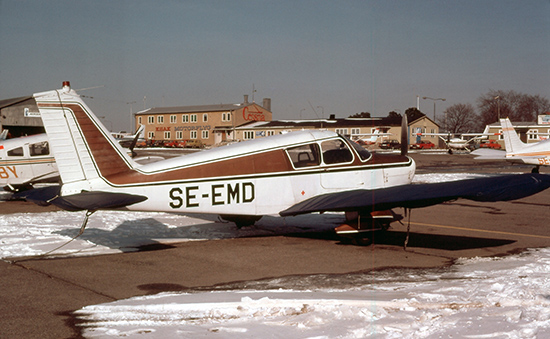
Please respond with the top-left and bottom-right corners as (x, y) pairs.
(505, 140), (550, 166)
(63, 130), (415, 216)
(0, 134), (58, 188)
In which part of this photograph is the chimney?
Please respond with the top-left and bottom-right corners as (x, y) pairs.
(329, 114), (336, 120)
(243, 94), (249, 104)
(262, 98), (271, 111)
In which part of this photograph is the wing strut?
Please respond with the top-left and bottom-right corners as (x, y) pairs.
(403, 208), (412, 251)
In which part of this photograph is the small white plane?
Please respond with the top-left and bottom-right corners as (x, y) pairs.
(415, 132), (500, 154)
(473, 118), (550, 173)
(17, 82), (550, 244)
(0, 133), (58, 191)
(0, 126), (153, 192)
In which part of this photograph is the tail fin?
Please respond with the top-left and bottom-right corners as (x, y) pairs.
(500, 118), (526, 153)
(33, 82), (135, 188)
(369, 129), (380, 143)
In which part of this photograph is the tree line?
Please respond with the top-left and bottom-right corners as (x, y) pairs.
(350, 90), (550, 133)
(435, 90), (549, 133)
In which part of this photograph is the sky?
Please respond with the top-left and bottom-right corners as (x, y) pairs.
(1, 0), (548, 132)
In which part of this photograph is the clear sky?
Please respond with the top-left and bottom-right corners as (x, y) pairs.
(1, 0), (548, 132)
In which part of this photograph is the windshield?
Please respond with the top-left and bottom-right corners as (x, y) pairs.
(344, 136), (371, 161)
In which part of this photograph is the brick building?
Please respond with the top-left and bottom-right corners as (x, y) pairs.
(135, 96), (272, 146)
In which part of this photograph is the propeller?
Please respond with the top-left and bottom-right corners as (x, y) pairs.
(400, 113), (408, 156)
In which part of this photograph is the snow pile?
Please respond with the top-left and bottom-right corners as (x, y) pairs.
(75, 248), (550, 338)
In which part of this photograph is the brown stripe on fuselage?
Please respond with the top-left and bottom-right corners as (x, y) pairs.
(108, 148), (293, 185)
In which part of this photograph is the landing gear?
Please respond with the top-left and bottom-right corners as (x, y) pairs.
(334, 210), (401, 246)
(532, 166), (540, 174)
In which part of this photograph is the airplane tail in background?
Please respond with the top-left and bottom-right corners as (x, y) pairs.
(500, 118), (526, 154)
(33, 82), (136, 191)
(369, 129), (380, 143)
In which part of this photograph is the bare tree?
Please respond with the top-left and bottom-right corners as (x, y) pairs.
(439, 103), (477, 133)
(477, 90), (550, 128)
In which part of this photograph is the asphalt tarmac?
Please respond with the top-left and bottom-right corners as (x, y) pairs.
(1, 152), (550, 338)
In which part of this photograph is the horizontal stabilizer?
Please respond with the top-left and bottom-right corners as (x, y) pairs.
(280, 174), (550, 216)
(16, 187), (147, 211)
(471, 148), (506, 159)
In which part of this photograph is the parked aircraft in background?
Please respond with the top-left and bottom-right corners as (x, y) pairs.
(415, 132), (501, 154)
(17, 83), (550, 245)
(0, 126), (155, 192)
(0, 133), (58, 191)
(473, 118), (550, 173)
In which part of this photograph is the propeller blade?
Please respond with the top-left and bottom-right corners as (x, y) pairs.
(401, 113), (408, 156)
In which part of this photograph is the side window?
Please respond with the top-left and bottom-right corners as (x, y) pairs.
(30, 141), (50, 156)
(286, 143), (320, 168)
(321, 139), (353, 165)
(7, 147), (24, 157)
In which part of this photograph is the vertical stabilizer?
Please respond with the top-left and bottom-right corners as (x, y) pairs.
(33, 82), (135, 190)
(500, 118), (526, 153)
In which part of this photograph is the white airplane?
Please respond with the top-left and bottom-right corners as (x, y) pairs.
(473, 118), (550, 173)
(0, 133), (58, 191)
(0, 126), (154, 192)
(416, 132), (500, 154)
(17, 82), (550, 244)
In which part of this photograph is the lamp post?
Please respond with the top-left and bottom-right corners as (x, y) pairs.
(422, 96), (446, 122)
(494, 96), (500, 121)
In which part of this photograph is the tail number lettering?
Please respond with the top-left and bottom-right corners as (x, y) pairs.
(170, 182), (255, 209)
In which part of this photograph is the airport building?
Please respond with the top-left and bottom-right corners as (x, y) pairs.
(483, 114), (550, 145)
(0, 96), (45, 137)
(135, 95), (273, 146)
(233, 114), (440, 147)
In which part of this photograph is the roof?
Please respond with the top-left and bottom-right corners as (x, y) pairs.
(0, 96), (34, 110)
(232, 116), (408, 130)
(136, 103), (247, 115)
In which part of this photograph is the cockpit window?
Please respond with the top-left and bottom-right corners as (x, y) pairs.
(344, 136), (371, 161)
(30, 141), (50, 156)
(286, 143), (321, 168)
(7, 147), (23, 157)
(321, 139), (353, 164)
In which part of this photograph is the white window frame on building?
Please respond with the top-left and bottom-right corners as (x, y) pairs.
(190, 114), (197, 123)
(157, 115), (164, 124)
(170, 115), (177, 124)
(164, 131), (171, 140)
(267, 130), (275, 136)
(528, 129), (539, 140)
(203, 114), (208, 122)
(243, 131), (254, 140)
(202, 130), (209, 139)
(148, 116), (154, 124)
(182, 115), (189, 123)
(176, 131), (183, 139)
(351, 128), (361, 135)
(138, 116), (142, 124)
(335, 128), (348, 135)
(148, 131), (155, 139)
(222, 112), (231, 122)
(190, 130), (198, 139)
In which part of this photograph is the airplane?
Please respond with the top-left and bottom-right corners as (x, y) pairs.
(16, 82), (550, 245)
(0, 126), (154, 192)
(415, 132), (500, 154)
(473, 118), (550, 173)
(0, 133), (58, 191)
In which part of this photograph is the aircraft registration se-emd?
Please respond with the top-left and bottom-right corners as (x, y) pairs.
(17, 82), (550, 244)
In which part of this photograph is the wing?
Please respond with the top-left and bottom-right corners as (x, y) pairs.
(280, 174), (550, 217)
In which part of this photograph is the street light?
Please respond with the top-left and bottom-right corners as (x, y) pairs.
(494, 96), (500, 121)
(422, 96), (446, 122)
